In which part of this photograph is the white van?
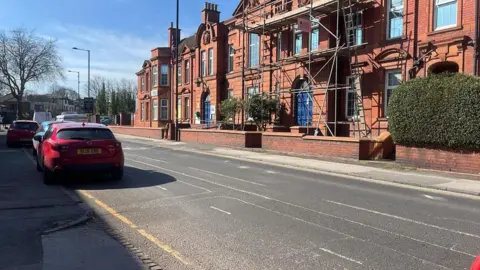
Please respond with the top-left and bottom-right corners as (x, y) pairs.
(56, 113), (88, 123)
(33, 111), (53, 125)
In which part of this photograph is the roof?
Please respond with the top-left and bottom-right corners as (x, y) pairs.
(13, 120), (37, 123)
(54, 122), (109, 130)
(178, 35), (196, 54)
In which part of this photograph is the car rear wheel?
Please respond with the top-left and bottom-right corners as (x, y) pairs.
(36, 157), (43, 172)
(111, 168), (123, 181)
(43, 160), (55, 185)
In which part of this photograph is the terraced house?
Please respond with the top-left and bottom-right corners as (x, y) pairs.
(135, 0), (479, 138)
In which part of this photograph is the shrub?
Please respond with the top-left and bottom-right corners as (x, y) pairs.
(245, 93), (278, 130)
(219, 98), (242, 128)
(388, 73), (480, 149)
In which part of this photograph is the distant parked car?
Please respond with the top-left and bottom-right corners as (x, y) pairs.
(32, 121), (72, 156)
(33, 111), (53, 125)
(35, 122), (124, 184)
(100, 116), (113, 126)
(6, 120), (39, 147)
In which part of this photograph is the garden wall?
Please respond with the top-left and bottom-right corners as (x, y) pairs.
(178, 129), (262, 148)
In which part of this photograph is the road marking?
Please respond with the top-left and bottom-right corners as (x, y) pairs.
(78, 190), (191, 265)
(188, 167), (266, 186)
(324, 199), (480, 239)
(318, 248), (363, 265)
(126, 153), (169, 163)
(266, 170), (276, 174)
(238, 166), (250, 169)
(122, 147), (149, 150)
(156, 186), (167, 191)
(126, 159), (473, 262)
(210, 206), (231, 215)
(423, 194), (446, 201)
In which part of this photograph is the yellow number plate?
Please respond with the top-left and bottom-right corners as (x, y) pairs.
(77, 148), (102, 155)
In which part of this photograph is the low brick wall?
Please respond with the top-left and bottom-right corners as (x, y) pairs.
(109, 126), (166, 139)
(396, 146), (480, 174)
(263, 132), (382, 160)
(179, 129), (262, 148)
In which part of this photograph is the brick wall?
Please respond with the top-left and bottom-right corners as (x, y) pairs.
(179, 129), (262, 148)
(109, 126), (166, 140)
(396, 146), (480, 174)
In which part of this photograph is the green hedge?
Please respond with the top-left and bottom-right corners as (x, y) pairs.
(388, 73), (480, 149)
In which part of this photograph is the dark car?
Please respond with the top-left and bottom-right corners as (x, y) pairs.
(35, 122), (124, 184)
(6, 120), (39, 147)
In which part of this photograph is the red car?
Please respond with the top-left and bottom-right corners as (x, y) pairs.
(6, 120), (39, 147)
(35, 122), (124, 184)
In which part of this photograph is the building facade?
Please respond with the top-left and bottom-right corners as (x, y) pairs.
(135, 0), (479, 137)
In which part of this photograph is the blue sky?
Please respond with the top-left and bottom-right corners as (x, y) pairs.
(0, 0), (239, 95)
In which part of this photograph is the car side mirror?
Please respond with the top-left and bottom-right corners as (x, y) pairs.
(33, 135), (43, 142)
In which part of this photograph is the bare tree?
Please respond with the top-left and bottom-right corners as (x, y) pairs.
(84, 75), (107, 98)
(0, 28), (64, 119)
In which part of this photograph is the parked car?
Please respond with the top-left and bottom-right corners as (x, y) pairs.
(100, 116), (113, 126)
(6, 120), (39, 147)
(35, 122), (124, 184)
(56, 113), (88, 123)
(32, 121), (72, 156)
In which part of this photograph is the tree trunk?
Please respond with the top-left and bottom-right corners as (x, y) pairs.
(16, 97), (22, 120)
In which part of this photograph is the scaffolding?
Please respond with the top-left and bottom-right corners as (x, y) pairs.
(237, 0), (373, 137)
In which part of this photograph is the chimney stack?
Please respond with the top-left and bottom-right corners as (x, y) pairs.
(202, 2), (220, 24)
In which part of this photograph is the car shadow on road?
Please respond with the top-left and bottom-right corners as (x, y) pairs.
(63, 165), (176, 190)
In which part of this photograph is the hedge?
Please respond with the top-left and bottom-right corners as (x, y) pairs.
(388, 73), (480, 149)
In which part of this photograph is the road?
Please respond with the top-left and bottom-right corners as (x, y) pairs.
(64, 137), (479, 270)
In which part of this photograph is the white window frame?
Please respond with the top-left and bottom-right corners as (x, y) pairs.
(246, 86), (259, 120)
(177, 63), (182, 85)
(347, 12), (363, 46)
(386, 0), (404, 39)
(249, 33), (260, 67)
(201, 51), (206, 76)
(184, 97), (190, 120)
(277, 32), (282, 61)
(345, 76), (356, 118)
(141, 77), (145, 91)
(228, 45), (234, 73)
(185, 60), (190, 84)
(152, 65), (158, 86)
(208, 48), (214, 75)
(310, 27), (319, 51)
(160, 64), (168, 86)
(160, 99), (168, 120)
(384, 70), (402, 117)
(434, 0), (457, 30)
(140, 102), (145, 121)
(294, 24), (302, 55)
(152, 99), (158, 120)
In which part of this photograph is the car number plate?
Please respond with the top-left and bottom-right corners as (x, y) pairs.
(77, 148), (102, 155)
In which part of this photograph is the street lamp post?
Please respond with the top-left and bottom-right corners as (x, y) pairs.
(175, 0), (180, 141)
(72, 47), (90, 98)
(67, 70), (80, 98)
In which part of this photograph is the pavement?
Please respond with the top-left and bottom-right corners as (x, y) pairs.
(64, 133), (479, 269)
(0, 134), (146, 270)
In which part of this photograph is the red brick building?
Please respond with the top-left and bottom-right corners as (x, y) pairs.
(135, 0), (479, 138)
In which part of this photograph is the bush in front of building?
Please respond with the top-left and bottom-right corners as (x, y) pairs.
(388, 73), (480, 150)
(245, 93), (278, 131)
(219, 97), (243, 129)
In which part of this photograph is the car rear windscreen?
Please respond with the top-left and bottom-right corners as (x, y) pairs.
(13, 122), (39, 130)
(56, 128), (115, 140)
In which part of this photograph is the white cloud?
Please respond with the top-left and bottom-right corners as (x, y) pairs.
(35, 24), (168, 96)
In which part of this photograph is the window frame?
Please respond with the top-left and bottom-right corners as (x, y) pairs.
(140, 102), (145, 121)
(345, 76), (356, 118)
(184, 96), (190, 120)
(310, 27), (319, 51)
(208, 48), (214, 75)
(277, 32), (282, 61)
(177, 63), (182, 85)
(248, 33), (260, 67)
(386, 0), (404, 39)
(160, 99), (168, 120)
(228, 45), (234, 73)
(347, 12), (363, 46)
(201, 51), (206, 77)
(185, 60), (190, 84)
(152, 99), (158, 121)
(160, 64), (169, 86)
(384, 70), (402, 117)
(294, 24), (302, 55)
(434, 0), (458, 30)
(152, 65), (158, 87)
(141, 77), (145, 92)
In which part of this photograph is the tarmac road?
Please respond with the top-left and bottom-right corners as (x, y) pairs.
(65, 137), (480, 270)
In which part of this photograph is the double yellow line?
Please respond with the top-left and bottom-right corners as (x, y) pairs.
(78, 190), (191, 266)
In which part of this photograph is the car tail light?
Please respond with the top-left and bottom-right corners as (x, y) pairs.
(107, 142), (121, 154)
(52, 144), (69, 152)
